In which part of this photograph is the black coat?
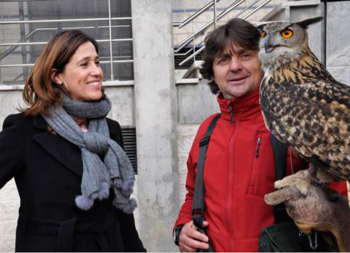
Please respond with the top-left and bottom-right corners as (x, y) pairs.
(0, 113), (145, 252)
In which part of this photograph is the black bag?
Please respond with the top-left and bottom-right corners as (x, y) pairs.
(259, 221), (338, 252)
(192, 114), (221, 252)
(258, 136), (338, 252)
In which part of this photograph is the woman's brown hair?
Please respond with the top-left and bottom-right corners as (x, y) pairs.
(22, 30), (99, 116)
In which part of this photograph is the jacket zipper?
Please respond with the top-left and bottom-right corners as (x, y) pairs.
(249, 137), (262, 191)
(255, 137), (261, 157)
(228, 104), (233, 125)
(227, 116), (239, 251)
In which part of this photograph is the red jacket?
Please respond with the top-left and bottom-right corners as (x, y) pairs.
(175, 88), (347, 252)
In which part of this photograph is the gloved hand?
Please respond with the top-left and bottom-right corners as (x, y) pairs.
(265, 181), (350, 252)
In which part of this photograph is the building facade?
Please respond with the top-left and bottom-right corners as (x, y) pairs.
(0, 0), (350, 251)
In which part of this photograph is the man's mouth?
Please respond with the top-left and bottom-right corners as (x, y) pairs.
(227, 76), (247, 83)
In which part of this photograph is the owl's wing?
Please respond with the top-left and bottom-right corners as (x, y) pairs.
(265, 78), (350, 180)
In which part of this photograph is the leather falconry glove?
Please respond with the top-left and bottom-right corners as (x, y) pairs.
(265, 179), (350, 252)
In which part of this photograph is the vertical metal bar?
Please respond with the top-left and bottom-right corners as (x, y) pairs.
(192, 37), (196, 62)
(19, 1), (28, 82)
(213, 0), (217, 28)
(93, 0), (99, 39)
(54, 1), (62, 32)
(0, 63), (3, 85)
(323, 0), (327, 68)
(108, 0), (114, 80)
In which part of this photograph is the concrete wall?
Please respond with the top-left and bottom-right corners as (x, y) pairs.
(326, 1), (350, 86)
(131, 0), (179, 251)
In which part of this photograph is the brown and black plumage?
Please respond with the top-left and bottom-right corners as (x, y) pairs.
(257, 17), (350, 191)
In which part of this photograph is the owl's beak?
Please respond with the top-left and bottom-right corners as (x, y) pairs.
(264, 36), (275, 53)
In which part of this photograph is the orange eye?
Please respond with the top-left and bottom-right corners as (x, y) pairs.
(281, 29), (293, 39)
(260, 30), (267, 38)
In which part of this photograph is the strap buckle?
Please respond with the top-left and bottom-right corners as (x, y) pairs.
(199, 136), (210, 147)
(192, 209), (204, 228)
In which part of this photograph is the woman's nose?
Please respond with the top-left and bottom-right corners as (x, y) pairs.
(90, 64), (103, 76)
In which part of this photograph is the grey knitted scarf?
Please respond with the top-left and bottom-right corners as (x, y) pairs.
(41, 94), (136, 213)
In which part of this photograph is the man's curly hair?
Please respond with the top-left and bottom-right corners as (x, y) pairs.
(200, 18), (260, 94)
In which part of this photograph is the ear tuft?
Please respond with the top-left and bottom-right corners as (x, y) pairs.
(297, 16), (323, 29)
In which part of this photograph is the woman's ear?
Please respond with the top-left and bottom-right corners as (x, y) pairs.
(50, 69), (63, 85)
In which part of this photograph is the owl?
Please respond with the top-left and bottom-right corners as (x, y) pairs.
(257, 17), (350, 193)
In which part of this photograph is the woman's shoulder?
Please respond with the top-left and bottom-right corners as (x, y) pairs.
(106, 118), (123, 146)
(106, 118), (122, 132)
(2, 112), (32, 128)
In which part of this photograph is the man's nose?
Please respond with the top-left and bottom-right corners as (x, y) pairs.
(229, 58), (242, 71)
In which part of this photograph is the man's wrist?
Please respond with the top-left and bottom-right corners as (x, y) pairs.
(173, 224), (184, 246)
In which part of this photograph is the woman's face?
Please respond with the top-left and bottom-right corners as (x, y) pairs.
(54, 41), (103, 101)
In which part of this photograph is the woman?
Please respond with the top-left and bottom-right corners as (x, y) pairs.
(0, 30), (145, 251)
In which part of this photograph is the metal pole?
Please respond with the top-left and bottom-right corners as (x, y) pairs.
(175, 0), (244, 53)
(0, 60), (2, 85)
(0, 17), (131, 25)
(178, 0), (221, 29)
(213, 0), (217, 28)
(18, 1), (28, 81)
(108, 0), (114, 80)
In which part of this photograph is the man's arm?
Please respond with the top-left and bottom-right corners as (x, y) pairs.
(174, 142), (210, 252)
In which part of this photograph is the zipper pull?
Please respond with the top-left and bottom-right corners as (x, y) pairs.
(255, 137), (261, 157)
(228, 104), (233, 125)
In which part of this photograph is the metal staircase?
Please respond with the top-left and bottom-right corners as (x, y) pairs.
(173, 0), (321, 81)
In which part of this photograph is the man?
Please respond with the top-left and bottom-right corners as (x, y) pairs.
(173, 18), (347, 252)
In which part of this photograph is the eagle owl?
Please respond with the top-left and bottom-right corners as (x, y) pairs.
(257, 17), (350, 192)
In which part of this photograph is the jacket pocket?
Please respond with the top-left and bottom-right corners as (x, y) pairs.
(246, 132), (275, 197)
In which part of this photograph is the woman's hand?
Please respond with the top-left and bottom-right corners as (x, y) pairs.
(179, 220), (210, 252)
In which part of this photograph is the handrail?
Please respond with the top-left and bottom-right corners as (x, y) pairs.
(0, 25), (130, 61)
(179, 47), (205, 67)
(241, 0), (271, 19)
(0, 17), (131, 25)
(174, 0), (245, 53)
(0, 60), (134, 68)
(0, 38), (132, 47)
(177, 0), (221, 29)
(234, 0), (260, 18)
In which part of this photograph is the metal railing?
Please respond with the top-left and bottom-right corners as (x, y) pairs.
(0, 0), (133, 86)
(174, 0), (274, 67)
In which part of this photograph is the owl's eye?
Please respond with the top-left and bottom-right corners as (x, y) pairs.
(260, 30), (267, 38)
(280, 29), (293, 39)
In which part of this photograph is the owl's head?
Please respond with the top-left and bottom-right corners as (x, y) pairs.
(257, 17), (322, 72)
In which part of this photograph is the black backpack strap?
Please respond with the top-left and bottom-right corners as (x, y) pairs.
(270, 134), (291, 224)
(192, 114), (221, 228)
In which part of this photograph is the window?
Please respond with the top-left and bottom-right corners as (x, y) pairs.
(0, 0), (133, 85)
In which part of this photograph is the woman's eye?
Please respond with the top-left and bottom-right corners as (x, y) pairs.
(80, 62), (88, 67)
(95, 61), (100, 66)
(280, 29), (293, 39)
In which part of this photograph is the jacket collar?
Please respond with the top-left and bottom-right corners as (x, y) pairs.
(217, 87), (262, 123)
(32, 115), (83, 176)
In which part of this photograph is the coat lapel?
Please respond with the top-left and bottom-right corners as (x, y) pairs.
(32, 116), (83, 176)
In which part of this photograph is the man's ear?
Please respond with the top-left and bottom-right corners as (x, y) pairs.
(50, 69), (63, 85)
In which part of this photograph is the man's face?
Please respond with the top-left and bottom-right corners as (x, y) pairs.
(212, 43), (264, 99)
